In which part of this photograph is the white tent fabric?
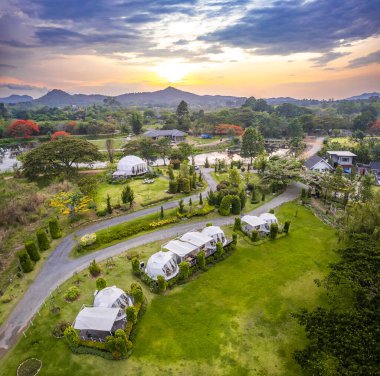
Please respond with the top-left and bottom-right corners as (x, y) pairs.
(259, 213), (278, 224)
(94, 286), (130, 308)
(113, 155), (147, 177)
(145, 251), (179, 280)
(201, 226), (227, 245)
(180, 232), (214, 247)
(73, 307), (119, 331)
(241, 215), (267, 227)
(163, 240), (198, 257)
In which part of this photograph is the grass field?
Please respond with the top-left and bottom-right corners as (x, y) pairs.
(88, 137), (127, 150)
(0, 202), (338, 376)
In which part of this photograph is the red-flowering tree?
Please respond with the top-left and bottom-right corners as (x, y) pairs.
(7, 120), (40, 138)
(215, 124), (244, 136)
(51, 131), (71, 141)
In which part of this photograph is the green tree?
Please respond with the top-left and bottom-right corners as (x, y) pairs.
(176, 100), (190, 131)
(156, 137), (171, 166)
(269, 223), (278, 239)
(130, 112), (143, 135)
(64, 326), (80, 348)
(131, 257), (140, 274)
(234, 217), (241, 231)
(241, 127), (264, 164)
(229, 167), (241, 186)
(105, 138), (115, 163)
(251, 230), (259, 242)
(17, 250), (33, 273)
(204, 157), (210, 168)
(48, 217), (62, 239)
(121, 184), (134, 207)
(219, 195), (232, 216)
(358, 174), (374, 202)
(36, 229), (50, 251)
(178, 199), (185, 214)
(197, 251), (206, 270)
(230, 195), (241, 215)
(126, 306), (137, 323)
(89, 259), (101, 277)
(106, 194), (112, 214)
(22, 137), (102, 179)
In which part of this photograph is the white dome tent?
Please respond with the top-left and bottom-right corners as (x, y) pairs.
(145, 251), (179, 281)
(180, 231), (215, 251)
(93, 286), (132, 321)
(259, 213), (278, 225)
(113, 155), (148, 178)
(201, 226), (227, 246)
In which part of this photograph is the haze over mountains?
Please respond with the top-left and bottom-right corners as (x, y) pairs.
(1, 87), (379, 107)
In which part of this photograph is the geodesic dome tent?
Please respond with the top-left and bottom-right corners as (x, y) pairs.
(145, 251), (179, 281)
(93, 286), (132, 321)
(113, 155), (147, 177)
(201, 226), (227, 246)
(180, 231), (215, 250)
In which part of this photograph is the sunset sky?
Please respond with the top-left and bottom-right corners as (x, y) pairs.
(0, 0), (380, 99)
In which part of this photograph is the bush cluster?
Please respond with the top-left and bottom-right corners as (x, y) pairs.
(79, 233), (97, 247)
(36, 229), (50, 251)
(64, 286), (80, 301)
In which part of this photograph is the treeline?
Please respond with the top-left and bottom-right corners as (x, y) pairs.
(294, 193), (380, 375)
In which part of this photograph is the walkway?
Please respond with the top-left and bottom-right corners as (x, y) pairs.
(0, 169), (302, 357)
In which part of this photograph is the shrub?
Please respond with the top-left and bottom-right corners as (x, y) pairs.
(48, 217), (62, 239)
(206, 222), (212, 227)
(160, 205), (164, 219)
(96, 277), (107, 290)
(65, 286), (80, 301)
(178, 199), (185, 214)
(204, 157), (210, 168)
(131, 257), (140, 274)
(262, 192), (266, 201)
(52, 321), (70, 338)
(96, 209), (107, 217)
(269, 223), (278, 240)
(64, 326), (80, 347)
(251, 186), (259, 204)
(178, 261), (190, 280)
(24, 240), (40, 262)
(106, 194), (112, 214)
(230, 195), (241, 215)
(89, 259), (101, 277)
(18, 251), (33, 273)
(168, 180), (178, 194)
(234, 217), (241, 231)
(0, 294), (12, 304)
(283, 221), (291, 234)
(131, 286), (143, 304)
(239, 189), (247, 209)
(197, 251), (206, 270)
(126, 306), (137, 324)
(199, 193), (203, 205)
(219, 195), (232, 216)
(36, 229), (50, 251)
(269, 208), (275, 214)
(251, 230), (259, 242)
(215, 242), (224, 258)
(157, 275), (167, 292)
(182, 178), (190, 193)
(301, 188), (306, 199)
(232, 232), (237, 245)
(79, 233), (97, 247)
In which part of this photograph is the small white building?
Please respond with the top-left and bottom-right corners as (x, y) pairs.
(201, 226), (227, 246)
(180, 231), (215, 251)
(163, 239), (199, 266)
(113, 155), (148, 178)
(145, 251), (179, 281)
(94, 286), (132, 321)
(259, 213), (278, 232)
(241, 215), (268, 234)
(305, 155), (333, 172)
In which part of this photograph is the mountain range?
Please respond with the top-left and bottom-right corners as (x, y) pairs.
(1, 87), (379, 107)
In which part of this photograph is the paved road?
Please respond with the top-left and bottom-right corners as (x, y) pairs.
(0, 170), (302, 357)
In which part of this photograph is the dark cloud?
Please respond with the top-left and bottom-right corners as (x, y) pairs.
(310, 52), (350, 67)
(201, 0), (380, 55)
(0, 83), (47, 91)
(347, 50), (380, 68)
(0, 63), (16, 69)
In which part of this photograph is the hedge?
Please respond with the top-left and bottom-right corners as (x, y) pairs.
(17, 251), (33, 273)
(24, 241), (40, 262)
(48, 218), (62, 239)
(36, 229), (50, 251)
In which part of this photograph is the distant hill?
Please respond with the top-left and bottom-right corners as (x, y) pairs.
(0, 95), (33, 104)
(4, 87), (380, 108)
(344, 92), (380, 101)
(23, 86), (245, 108)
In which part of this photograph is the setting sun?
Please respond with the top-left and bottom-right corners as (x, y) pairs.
(152, 61), (194, 83)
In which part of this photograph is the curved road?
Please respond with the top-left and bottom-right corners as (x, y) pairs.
(0, 169), (301, 357)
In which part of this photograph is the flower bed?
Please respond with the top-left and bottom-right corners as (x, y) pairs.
(17, 358), (42, 376)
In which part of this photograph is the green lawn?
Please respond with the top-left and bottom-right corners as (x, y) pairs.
(96, 177), (172, 209)
(0, 202), (338, 376)
(88, 137), (127, 150)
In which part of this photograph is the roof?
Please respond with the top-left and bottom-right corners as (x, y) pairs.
(163, 239), (198, 257)
(94, 286), (128, 308)
(369, 161), (380, 170)
(143, 129), (187, 137)
(118, 155), (146, 166)
(180, 232), (213, 247)
(73, 307), (119, 331)
(241, 215), (266, 227)
(326, 151), (357, 157)
(146, 251), (178, 279)
(305, 155), (324, 169)
(259, 213), (278, 222)
(201, 226), (224, 237)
